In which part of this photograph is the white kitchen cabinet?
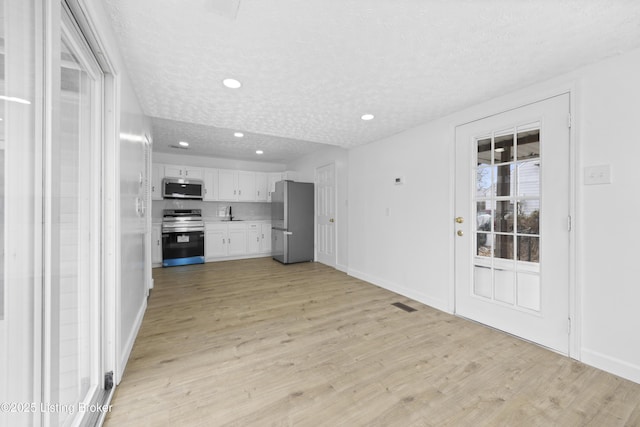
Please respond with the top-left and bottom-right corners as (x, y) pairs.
(203, 169), (218, 201)
(237, 171), (256, 201)
(151, 164), (164, 200)
(227, 223), (247, 255)
(255, 172), (268, 202)
(218, 169), (238, 200)
(246, 223), (261, 254)
(205, 223), (228, 259)
(152, 224), (162, 264)
(267, 172), (283, 202)
(260, 223), (272, 253)
(164, 165), (204, 180)
(218, 170), (257, 201)
(206, 222), (248, 258)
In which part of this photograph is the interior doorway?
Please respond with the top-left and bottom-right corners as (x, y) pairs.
(316, 163), (336, 267)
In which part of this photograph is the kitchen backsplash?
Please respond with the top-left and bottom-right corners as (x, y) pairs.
(152, 200), (271, 221)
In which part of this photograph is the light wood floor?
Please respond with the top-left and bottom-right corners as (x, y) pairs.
(104, 258), (640, 426)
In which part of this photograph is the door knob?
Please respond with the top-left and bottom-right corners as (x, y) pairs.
(455, 217), (464, 224)
(329, 218), (335, 223)
(457, 230), (464, 237)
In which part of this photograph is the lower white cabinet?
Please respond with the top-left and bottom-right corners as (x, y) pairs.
(205, 224), (227, 258)
(260, 223), (272, 253)
(205, 221), (272, 260)
(227, 224), (247, 255)
(152, 224), (162, 264)
(247, 223), (261, 254)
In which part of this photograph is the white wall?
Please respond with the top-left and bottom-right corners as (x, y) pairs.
(348, 48), (640, 384)
(287, 146), (349, 271)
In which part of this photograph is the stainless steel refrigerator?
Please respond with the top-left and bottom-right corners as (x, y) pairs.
(271, 181), (314, 264)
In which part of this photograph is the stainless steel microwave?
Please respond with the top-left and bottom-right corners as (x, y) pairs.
(162, 178), (204, 200)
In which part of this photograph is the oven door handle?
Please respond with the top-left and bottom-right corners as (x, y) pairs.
(162, 227), (205, 233)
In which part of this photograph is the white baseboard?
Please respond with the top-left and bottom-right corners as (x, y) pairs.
(347, 268), (450, 314)
(581, 348), (640, 385)
(118, 297), (147, 384)
(335, 263), (348, 273)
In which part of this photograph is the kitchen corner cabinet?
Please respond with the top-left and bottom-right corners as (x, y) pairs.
(267, 172), (283, 202)
(152, 224), (162, 264)
(164, 165), (203, 180)
(151, 164), (164, 200)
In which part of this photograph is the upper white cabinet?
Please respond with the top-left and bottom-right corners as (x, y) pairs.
(203, 169), (218, 201)
(154, 163), (291, 202)
(237, 171), (256, 201)
(218, 169), (238, 201)
(164, 165), (203, 180)
(267, 172), (283, 202)
(151, 164), (164, 200)
(255, 173), (268, 202)
(219, 170), (257, 201)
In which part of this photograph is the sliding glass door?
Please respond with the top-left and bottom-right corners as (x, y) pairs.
(43, 7), (105, 426)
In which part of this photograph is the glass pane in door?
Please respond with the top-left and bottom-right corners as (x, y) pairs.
(473, 125), (542, 312)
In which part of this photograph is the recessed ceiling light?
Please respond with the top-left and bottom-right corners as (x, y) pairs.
(361, 114), (374, 121)
(256, 150), (264, 155)
(223, 78), (242, 89)
(234, 132), (244, 138)
(179, 141), (189, 147)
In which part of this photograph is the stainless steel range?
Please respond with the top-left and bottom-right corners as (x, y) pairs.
(161, 209), (205, 267)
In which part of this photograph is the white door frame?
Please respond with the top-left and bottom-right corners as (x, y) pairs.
(449, 85), (580, 359)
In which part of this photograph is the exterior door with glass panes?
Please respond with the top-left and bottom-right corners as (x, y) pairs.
(454, 94), (571, 354)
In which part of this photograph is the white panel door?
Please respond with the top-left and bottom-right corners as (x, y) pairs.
(455, 94), (571, 354)
(316, 163), (336, 267)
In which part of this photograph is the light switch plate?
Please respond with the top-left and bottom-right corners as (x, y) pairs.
(584, 165), (612, 185)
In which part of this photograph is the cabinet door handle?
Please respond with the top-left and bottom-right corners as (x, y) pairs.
(222, 238), (225, 244)
(239, 190), (242, 195)
(257, 237), (260, 242)
(234, 190), (236, 195)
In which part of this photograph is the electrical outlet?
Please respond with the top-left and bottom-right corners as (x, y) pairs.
(584, 165), (612, 185)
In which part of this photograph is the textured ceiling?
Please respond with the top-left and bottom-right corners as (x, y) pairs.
(104, 0), (640, 162)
